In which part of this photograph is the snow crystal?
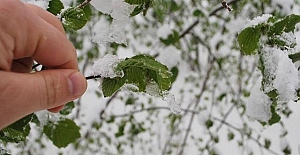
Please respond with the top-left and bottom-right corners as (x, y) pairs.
(273, 49), (299, 104)
(145, 81), (161, 97)
(92, 54), (122, 78)
(145, 81), (181, 114)
(162, 92), (182, 114)
(23, 0), (49, 9)
(121, 84), (139, 92)
(91, 0), (134, 44)
(245, 14), (272, 28)
(246, 81), (272, 123)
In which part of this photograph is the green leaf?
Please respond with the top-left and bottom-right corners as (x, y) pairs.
(227, 131), (235, 141)
(0, 114), (33, 143)
(117, 55), (172, 80)
(101, 54), (172, 97)
(123, 67), (147, 91)
(238, 26), (261, 55)
(205, 119), (214, 129)
(160, 30), (180, 46)
(61, 7), (87, 30)
(268, 103), (281, 125)
(288, 52), (300, 63)
(131, 5), (145, 16)
(43, 118), (80, 148)
(60, 101), (75, 115)
(170, 67), (179, 83)
(102, 77), (126, 97)
(193, 10), (204, 17)
(264, 139), (271, 149)
(117, 54), (172, 91)
(47, 0), (64, 15)
(269, 14), (300, 35)
(115, 120), (127, 137)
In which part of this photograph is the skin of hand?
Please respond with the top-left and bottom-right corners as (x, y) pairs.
(0, 0), (87, 129)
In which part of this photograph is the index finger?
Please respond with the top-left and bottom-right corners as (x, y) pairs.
(9, 1), (78, 69)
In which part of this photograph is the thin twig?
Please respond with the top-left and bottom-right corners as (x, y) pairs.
(77, 0), (92, 9)
(212, 117), (280, 155)
(100, 92), (119, 119)
(85, 75), (102, 80)
(111, 106), (197, 118)
(179, 0), (241, 39)
(178, 63), (214, 155)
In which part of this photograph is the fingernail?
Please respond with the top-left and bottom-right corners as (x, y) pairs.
(68, 71), (86, 96)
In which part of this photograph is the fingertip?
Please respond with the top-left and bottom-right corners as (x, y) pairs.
(68, 71), (87, 97)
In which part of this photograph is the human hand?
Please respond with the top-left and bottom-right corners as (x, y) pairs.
(0, 0), (87, 129)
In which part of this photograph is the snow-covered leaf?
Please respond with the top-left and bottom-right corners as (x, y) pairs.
(61, 7), (87, 30)
(43, 118), (80, 148)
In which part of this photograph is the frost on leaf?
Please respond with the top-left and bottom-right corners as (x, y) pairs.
(91, 0), (134, 45)
(246, 81), (272, 123)
(92, 54), (122, 78)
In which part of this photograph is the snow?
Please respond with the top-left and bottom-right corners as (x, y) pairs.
(260, 46), (299, 108)
(245, 14), (272, 28)
(162, 92), (182, 114)
(246, 80), (272, 122)
(91, 0), (134, 44)
(145, 81), (181, 114)
(92, 54), (122, 78)
(22, 0), (49, 9)
(90, 0), (112, 14)
(273, 49), (299, 105)
(260, 46), (281, 93)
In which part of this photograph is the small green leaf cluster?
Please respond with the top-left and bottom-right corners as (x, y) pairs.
(238, 14), (300, 125)
(102, 54), (174, 97)
(0, 102), (80, 149)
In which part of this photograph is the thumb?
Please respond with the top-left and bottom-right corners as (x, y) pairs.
(0, 69), (87, 127)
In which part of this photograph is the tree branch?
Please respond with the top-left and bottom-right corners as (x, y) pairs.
(179, 0), (241, 38)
